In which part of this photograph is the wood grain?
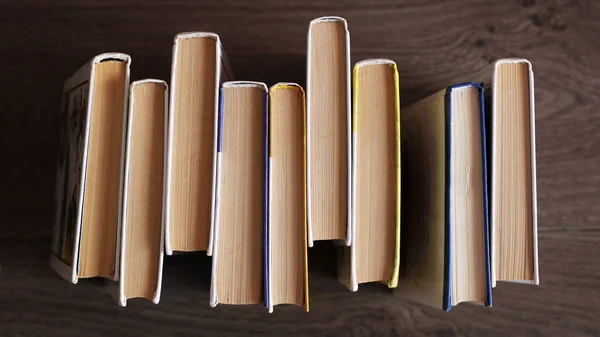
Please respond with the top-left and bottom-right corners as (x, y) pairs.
(0, 0), (599, 335)
(1, 232), (599, 336)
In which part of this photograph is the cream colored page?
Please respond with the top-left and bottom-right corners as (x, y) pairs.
(79, 61), (127, 278)
(123, 83), (165, 300)
(216, 86), (265, 305)
(495, 63), (534, 282)
(397, 90), (446, 308)
(354, 64), (396, 284)
(450, 87), (487, 305)
(308, 21), (348, 241)
(270, 87), (305, 307)
(169, 37), (217, 252)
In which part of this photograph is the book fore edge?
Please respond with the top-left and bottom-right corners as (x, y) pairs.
(305, 16), (352, 247)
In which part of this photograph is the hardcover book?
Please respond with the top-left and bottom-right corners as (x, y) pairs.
(210, 81), (268, 307)
(165, 32), (233, 257)
(398, 83), (492, 310)
(340, 59), (401, 291)
(306, 17), (352, 246)
(266, 83), (310, 312)
(50, 53), (131, 283)
(118, 80), (168, 306)
(470, 59), (538, 287)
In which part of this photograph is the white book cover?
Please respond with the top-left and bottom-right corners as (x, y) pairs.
(50, 53), (131, 284)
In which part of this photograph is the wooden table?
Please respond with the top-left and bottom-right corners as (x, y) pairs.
(1, 0), (599, 335)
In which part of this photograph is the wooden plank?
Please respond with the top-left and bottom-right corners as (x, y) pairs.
(0, 232), (598, 335)
(0, 0), (599, 239)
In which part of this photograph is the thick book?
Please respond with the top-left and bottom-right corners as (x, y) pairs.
(210, 81), (268, 308)
(118, 80), (168, 306)
(50, 53), (131, 283)
(266, 83), (309, 312)
(398, 83), (492, 311)
(341, 59), (401, 291)
(470, 59), (538, 287)
(165, 32), (233, 257)
(306, 16), (352, 246)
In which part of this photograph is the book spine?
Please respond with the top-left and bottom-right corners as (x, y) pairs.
(344, 19), (352, 247)
(209, 86), (225, 308)
(301, 85), (310, 312)
(305, 22), (314, 247)
(112, 54), (132, 282)
(264, 91), (271, 311)
(164, 40), (178, 256)
(443, 87), (453, 311)
(350, 64), (358, 292)
(156, 82), (169, 305)
(476, 83), (493, 307)
(388, 63), (401, 289)
(527, 63), (539, 286)
(118, 81), (136, 307)
(208, 34), (224, 257)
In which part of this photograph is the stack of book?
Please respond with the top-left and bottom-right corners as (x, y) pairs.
(50, 17), (538, 312)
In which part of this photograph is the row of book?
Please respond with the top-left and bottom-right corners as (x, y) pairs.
(50, 16), (538, 312)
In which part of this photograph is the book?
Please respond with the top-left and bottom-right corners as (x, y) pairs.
(165, 32), (233, 257)
(118, 80), (167, 306)
(210, 81), (268, 307)
(340, 59), (401, 291)
(471, 59), (538, 287)
(266, 83), (309, 312)
(398, 83), (492, 310)
(50, 53), (131, 283)
(306, 16), (352, 246)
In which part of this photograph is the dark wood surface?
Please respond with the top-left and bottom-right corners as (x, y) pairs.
(1, 0), (599, 335)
